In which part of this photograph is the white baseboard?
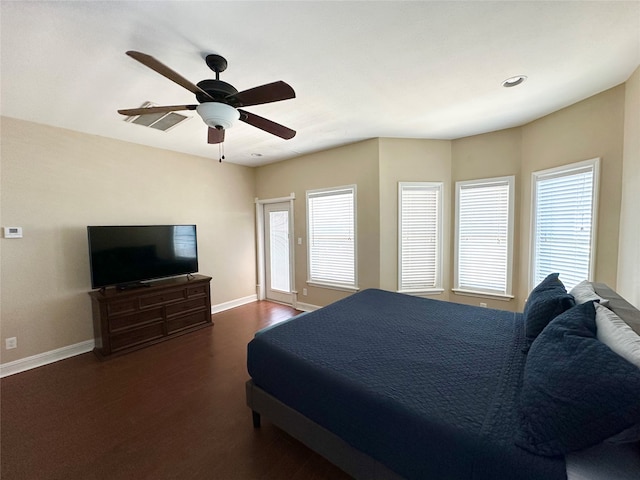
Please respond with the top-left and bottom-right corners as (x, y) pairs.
(0, 339), (95, 378)
(211, 294), (258, 314)
(1, 294), (260, 378)
(294, 301), (321, 312)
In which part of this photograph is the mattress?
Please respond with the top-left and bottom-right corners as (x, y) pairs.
(247, 288), (566, 480)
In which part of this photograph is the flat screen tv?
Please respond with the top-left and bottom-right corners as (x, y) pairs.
(87, 225), (198, 289)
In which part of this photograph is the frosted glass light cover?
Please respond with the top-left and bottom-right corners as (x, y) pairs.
(196, 102), (240, 129)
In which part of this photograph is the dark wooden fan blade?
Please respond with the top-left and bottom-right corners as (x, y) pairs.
(238, 109), (296, 140)
(208, 127), (225, 144)
(230, 81), (295, 107)
(126, 51), (214, 100)
(117, 105), (197, 116)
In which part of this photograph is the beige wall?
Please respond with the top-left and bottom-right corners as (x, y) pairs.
(618, 66), (640, 307)
(2, 77), (635, 366)
(256, 137), (454, 307)
(450, 128), (522, 310)
(0, 117), (256, 364)
(255, 139), (380, 307)
(519, 85), (626, 308)
(256, 86), (628, 313)
(448, 87), (626, 311)
(378, 138), (452, 298)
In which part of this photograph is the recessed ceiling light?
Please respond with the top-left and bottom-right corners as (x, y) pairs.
(502, 75), (527, 88)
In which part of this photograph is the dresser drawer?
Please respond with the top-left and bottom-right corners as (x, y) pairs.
(106, 299), (137, 316)
(165, 297), (208, 317)
(109, 322), (165, 352)
(139, 289), (186, 308)
(167, 311), (209, 334)
(109, 307), (163, 332)
(187, 285), (208, 297)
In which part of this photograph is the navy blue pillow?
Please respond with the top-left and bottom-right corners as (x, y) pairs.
(523, 273), (574, 342)
(515, 301), (640, 456)
(530, 272), (564, 292)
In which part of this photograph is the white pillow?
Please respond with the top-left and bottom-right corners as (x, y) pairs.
(595, 303), (640, 369)
(570, 280), (609, 306)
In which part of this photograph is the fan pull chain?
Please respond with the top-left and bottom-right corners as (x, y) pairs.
(218, 142), (225, 163)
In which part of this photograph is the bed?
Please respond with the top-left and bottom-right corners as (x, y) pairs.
(246, 280), (640, 480)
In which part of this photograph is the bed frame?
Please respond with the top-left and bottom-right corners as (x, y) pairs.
(246, 380), (403, 480)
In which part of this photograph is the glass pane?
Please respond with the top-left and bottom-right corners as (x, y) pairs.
(400, 185), (440, 291)
(269, 211), (290, 292)
(307, 189), (355, 286)
(533, 168), (594, 291)
(457, 181), (511, 294)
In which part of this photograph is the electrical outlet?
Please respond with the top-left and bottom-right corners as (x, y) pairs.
(302, 288), (308, 296)
(479, 302), (488, 308)
(5, 337), (17, 349)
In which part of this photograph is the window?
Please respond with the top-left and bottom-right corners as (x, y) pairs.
(398, 182), (443, 293)
(306, 185), (357, 289)
(454, 176), (515, 297)
(531, 158), (599, 291)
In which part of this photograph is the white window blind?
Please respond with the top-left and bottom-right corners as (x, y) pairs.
(398, 182), (442, 292)
(455, 176), (514, 296)
(531, 159), (599, 291)
(307, 186), (356, 288)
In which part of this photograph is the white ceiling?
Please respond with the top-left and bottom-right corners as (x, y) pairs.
(1, 1), (639, 167)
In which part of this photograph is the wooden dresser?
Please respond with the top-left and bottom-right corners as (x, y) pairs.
(89, 275), (212, 359)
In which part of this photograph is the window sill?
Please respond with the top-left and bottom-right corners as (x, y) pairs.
(451, 289), (514, 301)
(397, 288), (445, 297)
(307, 281), (360, 293)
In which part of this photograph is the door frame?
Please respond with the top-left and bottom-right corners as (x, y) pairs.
(255, 194), (296, 304)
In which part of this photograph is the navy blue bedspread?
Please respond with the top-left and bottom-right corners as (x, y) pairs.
(247, 289), (566, 480)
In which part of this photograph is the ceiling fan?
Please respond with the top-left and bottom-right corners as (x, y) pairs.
(118, 51), (296, 146)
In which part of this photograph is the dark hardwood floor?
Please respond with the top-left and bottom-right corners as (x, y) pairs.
(0, 301), (352, 480)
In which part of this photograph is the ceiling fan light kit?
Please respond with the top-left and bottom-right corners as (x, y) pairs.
(196, 102), (240, 130)
(118, 51), (296, 154)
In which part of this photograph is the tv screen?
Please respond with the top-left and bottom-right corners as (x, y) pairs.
(87, 225), (198, 289)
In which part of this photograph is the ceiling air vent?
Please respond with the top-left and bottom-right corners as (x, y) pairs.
(124, 102), (190, 132)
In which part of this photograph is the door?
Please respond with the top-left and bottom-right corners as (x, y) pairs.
(264, 202), (293, 304)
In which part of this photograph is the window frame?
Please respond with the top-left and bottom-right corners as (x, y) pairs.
(529, 158), (600, 292)
(306, 185), (358, 291)
(397, 181), (444, 295)
(454, 175), (515, 299)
